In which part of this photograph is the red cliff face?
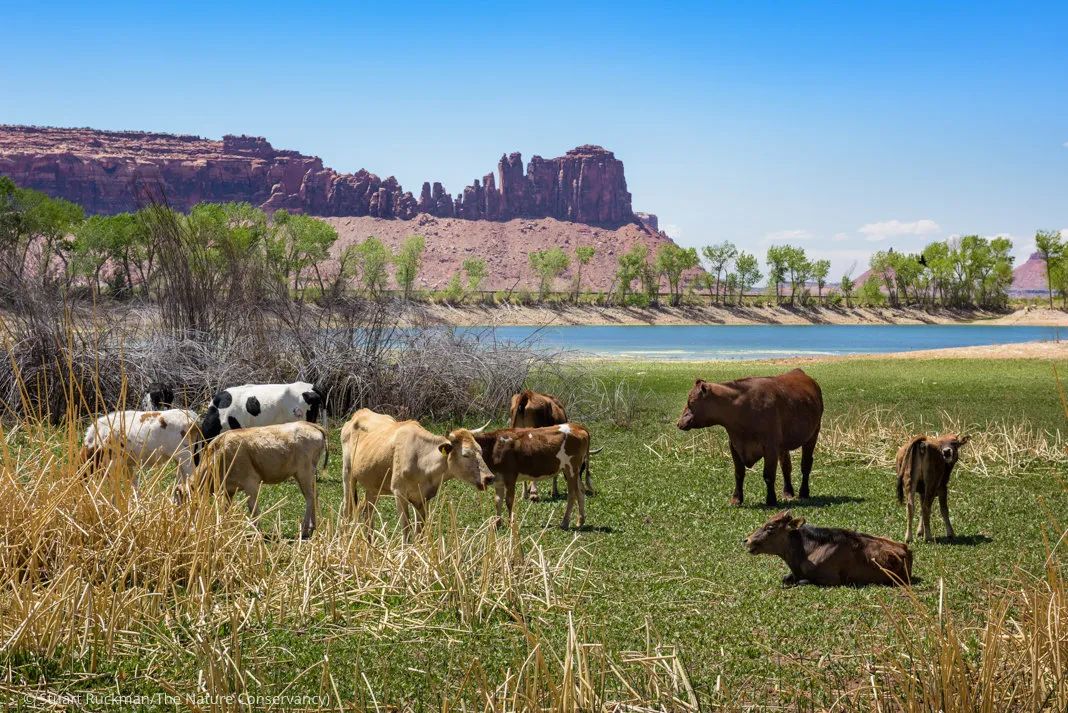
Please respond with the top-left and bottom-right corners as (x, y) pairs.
(0, 126), (634, 226)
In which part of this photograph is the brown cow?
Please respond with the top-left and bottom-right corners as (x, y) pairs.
(509, 390), (582, 500)
(745, 511), (913, 586)
(340, 408), (495, 541)
(474, 423), (591, 530)
(896, 433), (970, 542)
(676, 368), (823, 506)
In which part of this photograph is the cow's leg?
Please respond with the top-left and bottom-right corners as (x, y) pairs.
(581, 455), (594, 496)
(494, 484), (506, 527)
(360, 488), (380, 533)
(412, 498), (429, 534)
(395, 493), (413, 543)
(905, 490), (916, 543)
(243, 480), (262, 521)
(938, 486), (954, 539)
(296, 472), (317, 540)
(780, 451), (795, 499)
(920, 493), (935, 543)
(552, 475), (560, 499)
(729, 444), (746, 506)
(799, 432), (817, 499)
(762, 447), (779, 507)
(560, 467), (580, 530)
(505, 482), (517, 524)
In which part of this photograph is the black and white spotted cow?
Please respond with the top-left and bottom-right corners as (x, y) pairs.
(195, 381), (324, 462)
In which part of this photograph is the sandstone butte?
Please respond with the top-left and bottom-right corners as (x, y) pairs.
(0, 124), (687, 289)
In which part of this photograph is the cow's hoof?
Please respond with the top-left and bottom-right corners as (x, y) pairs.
(559, 522), (570, 531)
(584, 489), (594, 497)
(765, 499), (778, 508)
(730, 496), (743, 506)
(782, 491), (796, 501)
(798, 488), (810, 499)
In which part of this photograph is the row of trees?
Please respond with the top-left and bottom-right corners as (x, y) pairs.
(3, 177), (1061, 310)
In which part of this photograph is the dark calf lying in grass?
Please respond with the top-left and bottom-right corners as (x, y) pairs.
(896, 433), (970, 543)
(745, 511), (913, 586)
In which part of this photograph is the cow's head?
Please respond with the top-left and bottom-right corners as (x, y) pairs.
(923, 433), (970, 466)
(744, 510), (804, 555)
(441, 428), (495, 490)
(142, 382), (175, 411)
(677, 379), (730, 431)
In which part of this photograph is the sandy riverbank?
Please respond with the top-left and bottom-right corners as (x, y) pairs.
(769, 339), (1068, 364)
(416, 303), (1068, 327)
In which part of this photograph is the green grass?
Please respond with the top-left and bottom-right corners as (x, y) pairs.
(6, 357), (1068, 708)
(244, 357), (1068, 706)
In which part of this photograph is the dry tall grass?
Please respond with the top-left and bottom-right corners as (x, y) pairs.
(0, 417), (696, 710)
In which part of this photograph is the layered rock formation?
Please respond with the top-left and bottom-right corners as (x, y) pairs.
(0, 125), (634, 226)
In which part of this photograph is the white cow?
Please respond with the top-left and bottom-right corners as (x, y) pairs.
(196, 382), (323, 458)
(81, 407), (200, 487)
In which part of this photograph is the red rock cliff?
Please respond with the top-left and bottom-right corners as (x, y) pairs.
(0, 125), (634, 225)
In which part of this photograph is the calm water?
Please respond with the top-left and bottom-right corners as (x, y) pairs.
(460, 324), (1063, 360)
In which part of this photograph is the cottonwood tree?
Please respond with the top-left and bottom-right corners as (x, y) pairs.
(1034, 229), (1063, 309)
(615, 244), (648, 304)
(393, 234), (426, 300)
(840, 272), (855, 307)
(463, 257), (488, 292)
(353, 236), (392, 298)
(656, 243), (699, 306)
(701, 241), (737, 303)
(573, 245), (596, 298)
(529, 247), (570, 300)
(811, 259), (830, 303)
(267, 210), (338, 298)
(733, 251), (761, 306)
(765, 246), (789, 304)
(781, 245), (811, 304)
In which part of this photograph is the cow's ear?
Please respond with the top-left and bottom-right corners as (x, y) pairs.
(694, 378), (704, 386)
(790, 517), (805, 529)
(959, 435), (971, 446)
(438, 443), (453, 457)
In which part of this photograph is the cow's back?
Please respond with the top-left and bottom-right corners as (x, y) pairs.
(735, 369), (822, 450)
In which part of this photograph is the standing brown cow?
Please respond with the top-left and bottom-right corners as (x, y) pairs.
(473, 423), (591, 530)
(745, 510), (913, 586)
(896, 433), (970, 542)
(509, 390), (585, 500)
(676, 368), (823, 506)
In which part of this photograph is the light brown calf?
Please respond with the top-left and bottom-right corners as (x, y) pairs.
(896, 433), (970, 542)
(340, 408), (495, 541)
(192, 421), (327, 539)
(509, 390), (577, 500)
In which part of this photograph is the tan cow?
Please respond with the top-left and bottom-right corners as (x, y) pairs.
(192, 421), (327, 539)
(745, 511), (913, 587)
(896, 433), (970, 542)
(473, 423), (592, 530)
(340, 408), (495, 540)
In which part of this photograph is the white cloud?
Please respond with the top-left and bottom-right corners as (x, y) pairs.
(662, 223), (681, 239)
(1063, 141), (1068, 148)
(858, 219), (940, 242)
(831, 232), (850, 242)
(762, 228), (813, 243)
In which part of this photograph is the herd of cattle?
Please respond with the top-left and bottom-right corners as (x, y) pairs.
(80, 368), (970, 587)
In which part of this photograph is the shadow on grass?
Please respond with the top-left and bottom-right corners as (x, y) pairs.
(574, 524), (616, 534)
(739, 494), (866, 510)
(934, 533), (993, 546)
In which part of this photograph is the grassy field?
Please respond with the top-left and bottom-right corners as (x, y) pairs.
(2, 357), (1067, 710)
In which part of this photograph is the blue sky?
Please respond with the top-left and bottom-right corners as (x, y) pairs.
(2, 1), (1065, 276)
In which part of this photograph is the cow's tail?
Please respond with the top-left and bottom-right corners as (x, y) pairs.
(515, 391), (530, 417)
(897, 437), (923, 504)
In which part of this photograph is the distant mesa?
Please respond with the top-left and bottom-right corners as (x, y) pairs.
(0, 125), (636, 227)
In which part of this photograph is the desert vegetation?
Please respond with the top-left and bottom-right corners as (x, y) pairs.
(5, 176), (1063, 313)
